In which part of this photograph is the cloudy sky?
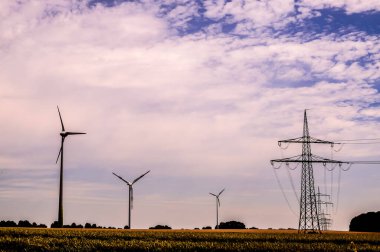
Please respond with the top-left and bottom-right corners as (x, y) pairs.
(0, 0), (379, 230)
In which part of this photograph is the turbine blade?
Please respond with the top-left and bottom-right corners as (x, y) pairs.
(66, 132), (86, 135)
(209, 193), (217, 197)
(57, 106), (65, 132)
(132, 170), (150, 185)
(130, 186), (133, 210)
(112, 172), (131, 185)
(56, 146), (62, 164)
(218, 188), (225, 196)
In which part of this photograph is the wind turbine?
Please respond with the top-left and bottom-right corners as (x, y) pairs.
(209, 188), (225, 229)
(56, 106), (86, 228)
(112, 170), (150, 229)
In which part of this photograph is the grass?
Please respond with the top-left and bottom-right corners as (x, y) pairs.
(0, 228), (379, 251)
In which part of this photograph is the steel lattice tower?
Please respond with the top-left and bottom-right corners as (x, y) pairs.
(299, 110), (320, 232)
(271, 110), (347, 233)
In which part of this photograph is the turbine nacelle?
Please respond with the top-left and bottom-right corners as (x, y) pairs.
(56, 106), (86, 163)
(210, 188), (225, 207)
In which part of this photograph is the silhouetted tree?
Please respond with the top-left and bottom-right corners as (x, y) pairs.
(0, 220), (47, 228)
(202, 226), (212, 230)
(18, 220), (32, 227)
(0, 220), (17, 227)
(249, 226), (258, 230)
(67, 223), (83, 228)
(349, 211), (380, 232)
(124, 225), (130, 229)
(218, 221), (246, 229)
(84, 223), (92, 228)
(51, 221), (60, 228)
(149, 225), (172, 229)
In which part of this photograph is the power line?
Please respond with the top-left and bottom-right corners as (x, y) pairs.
(272, 167), (298, 218)
(333, 138), (380, 142)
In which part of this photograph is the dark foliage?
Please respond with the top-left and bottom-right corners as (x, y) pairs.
(0, 220), (46, 228)
(50, 221), (60, 228)
(149, 225), (172, 230)
(349, 211), (380, 232)
(124, 225), (130, 229)
(62, 223), (83, 228)
(249, 226), (258, 229)
(218, 221), (246, 229)
(0, 221), (17, 227)
(202, 226), (212, 230)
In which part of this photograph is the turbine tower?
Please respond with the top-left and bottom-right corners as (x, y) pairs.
(209, 188), (225, 229)
(56, 106), (86, 228)
(112, 170), (150, 229)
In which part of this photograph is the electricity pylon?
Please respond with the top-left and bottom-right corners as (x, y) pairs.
(271, 110), (347, 233)
(316, 187), (333, 231)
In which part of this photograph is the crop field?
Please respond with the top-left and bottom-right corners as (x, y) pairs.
(0, 228), (379, 251)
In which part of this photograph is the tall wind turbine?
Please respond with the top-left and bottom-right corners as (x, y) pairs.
(112, 170), (150, 229)
(209, 188), (225, 229)
(56, 106), (86, 228)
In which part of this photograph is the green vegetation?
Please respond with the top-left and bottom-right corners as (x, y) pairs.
(0, 228), (379, 251)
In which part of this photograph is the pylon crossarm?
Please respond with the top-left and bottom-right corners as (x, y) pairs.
(278, 136), (335, 145)
(270, 155), (302, 164)
(311, 154), (349, 164)
(271, 154), (348, 165)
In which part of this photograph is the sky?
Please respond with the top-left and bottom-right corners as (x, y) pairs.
(0, 0), (379, 230)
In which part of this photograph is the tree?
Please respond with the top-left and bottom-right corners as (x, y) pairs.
(218, 221), (246, 229)
(0, 220), (17, 227)
(149, 225), (172, 229)
(349, 211), (380, 232)
(18, 220), (32, 227)
(51, 221), (60, 228)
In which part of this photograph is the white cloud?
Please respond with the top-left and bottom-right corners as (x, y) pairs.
(299, 0), (380, 14)
(204, 0), (294, 28)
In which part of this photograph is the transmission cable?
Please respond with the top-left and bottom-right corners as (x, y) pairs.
(272, 167), (298, 218)
(286, 163), (299, 204)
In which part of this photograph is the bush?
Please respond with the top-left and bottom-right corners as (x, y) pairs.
(218, 221), (246, 229)
(349, 211), (380, 232)
(149, 225), (172, 230)
(124, 225), (130, 229)
(202, 226), (212, 230)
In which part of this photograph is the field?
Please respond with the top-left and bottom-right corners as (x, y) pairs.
(0, 228), (379, 251)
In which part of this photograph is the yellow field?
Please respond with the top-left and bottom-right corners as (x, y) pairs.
(0, 228), (378, 251)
